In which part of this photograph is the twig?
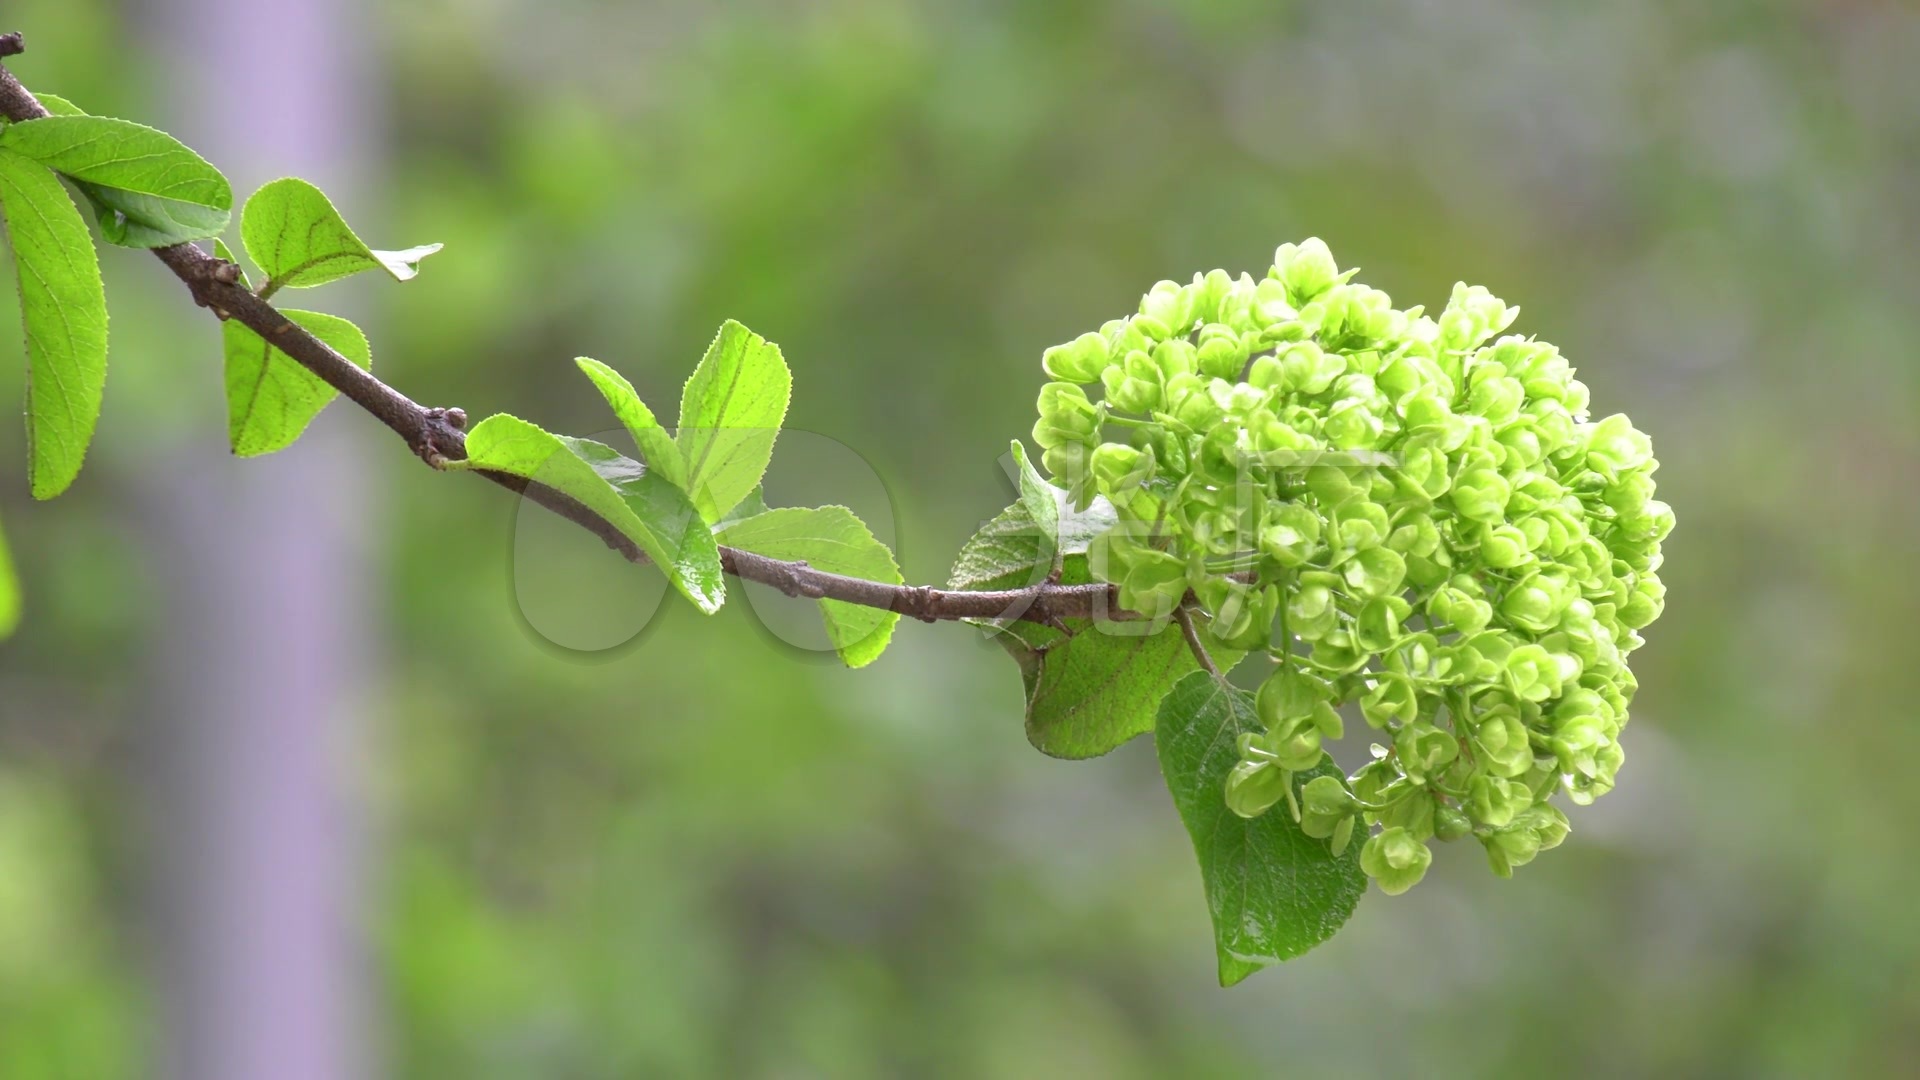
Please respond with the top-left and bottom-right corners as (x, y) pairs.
(1174, 597), (1221, 679)
(0, 35), (1133, 628)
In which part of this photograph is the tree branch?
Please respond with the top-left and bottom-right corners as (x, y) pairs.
(0, 36), (1129, 628)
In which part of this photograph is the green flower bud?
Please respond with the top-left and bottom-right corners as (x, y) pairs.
(1186, 269), (1231, 324)
(1602, 470), (1655, 515)
(1309, 633), (1367, 674)
(1033, 382), (1100, 449)
(1090, 529), (1187, 619)
(1308, 699), (1345, 741)
(1323, 398), (1384, 449)
(1258, 668), (1330, 730)
(1260, 503), (1323, 567)
(1041, 442), (1094, 507)
(1387, 514), (1442, 559)
(1378, 786), (1436, 837)
(1279, 340), (1344, 396)
(1434, 805), (1473, 842)
(1330, 814), (1357, 856)
(1140, 279), (1194, 331)
(1251, 276), (1298, 327)
(1450, 467), (1511, 523)
(1519, 803), (1571, 850)
(1275, 237), (1342, 305)
(1270, 726), (1324, 772)
(1496, 423), (1544, 469)
(1361, 827), (1433, 895)
(1245, 352), (1286, 392)
(1360, 672), (1418, 729)
(1392, 441), (1453, 502)
(1202, 581), (1278, 652)
(1102, 317), (1150, 358)
(1395, 722), (1459, 783)
(1225, 760), (1290, 820)
(1480, 523), (1534, 569)
(1504, 643), (1565, 702)
(1400, 388), (1456, 433)
(1471, 701), (1535, 778)
(1549, 715), (1613, 780)
(1466, 774), (1530, 829)
(1300, 774), (1357, 839)
(1341, 547), (1407, 599)
(1168, 375), (1225, 431)
(1152, 338), (1199, 382)
(1090, 443), (1153, 499)
(1481, 822), (1541, 878)
(1619, 499), (1676, 544)
(1041, 332), (1113, 384)
(1469, 376), (1525, 426)
(1101, 366), (1160, 415)
(1287, 580), (1339, 641)
(1406, 550), (1455, 591)
(1355, 595), (1411, 653)
(1429, 583), (1494, 636)
(1617, 576), (1666, 630)
(1585, 413), (1653, 476)
(1331, 500), (1391, 553)
(1305, 463), (1359, 506)
(1132, 314), (1172, 343)
(1196, 330), (1249, 380)
(1501, 570), (1573, 633)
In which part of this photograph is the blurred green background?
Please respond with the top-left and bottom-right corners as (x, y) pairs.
(2, 0), (1918, 1076)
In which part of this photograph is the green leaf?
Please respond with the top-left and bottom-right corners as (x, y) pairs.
(676, 320), (790, 522)
(946, 490), (1115, 597)
(240, 177), (440, 297)
(0, 512), (19, 640)
(459, 414), (725, 613)
(574, 357), (686, 491)
(1155, 672), (1367, 985)
(34, 94), (86, 118)
(0, 115), (231, 248)
(223, 309), (369, 457)
(718, 505), (902, 668)
(212, 237), (253, 291)
(1009, 439), (1061, 573)
(0, 146), (109, 500)
(711, 486), (769, 533)
(947, 499), (1237, 758)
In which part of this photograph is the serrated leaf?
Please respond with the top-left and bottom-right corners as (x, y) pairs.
(461, 414), (724, 613)
(946, 493), (1116, 596)
(711, 486), (768, 533)
(574, 357), (686, 490)
(0, 115), (231, 248)
(223, 309), (369, 457)
(718, 505), (902, 668)
(1155, 672), (1367, 984)
(0, 146), (109, 500)
(0, 512), (19, 640)
(676, 320), (790, 523)
(1009, 439), (1061, 574)
(33, 94), (86, 118)
(240, 177), (440, 296)
(947, 499), (1236, 758)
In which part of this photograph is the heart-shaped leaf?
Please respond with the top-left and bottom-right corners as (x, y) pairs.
(1155, 671), (1367, 984)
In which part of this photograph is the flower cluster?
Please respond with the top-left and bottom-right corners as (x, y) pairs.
(1030, 240), (1671, 894)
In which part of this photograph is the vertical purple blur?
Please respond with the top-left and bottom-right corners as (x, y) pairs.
(137, 1), (378, 1077)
